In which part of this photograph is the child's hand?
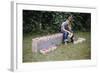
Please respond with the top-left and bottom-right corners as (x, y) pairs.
(66, 31), (70, 34)
(68, 32), (73, 38)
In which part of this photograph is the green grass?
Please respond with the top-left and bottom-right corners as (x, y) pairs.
(23, 32), (91, 62)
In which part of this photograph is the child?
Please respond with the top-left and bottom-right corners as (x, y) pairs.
(61, 15), (74, 44)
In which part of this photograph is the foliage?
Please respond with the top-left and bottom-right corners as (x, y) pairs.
(23, 10), (91, 34)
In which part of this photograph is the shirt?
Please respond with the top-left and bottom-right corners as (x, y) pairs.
(61, 20), (71, 32)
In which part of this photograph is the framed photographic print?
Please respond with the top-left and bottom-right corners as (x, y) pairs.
(11, 1), (97, 71)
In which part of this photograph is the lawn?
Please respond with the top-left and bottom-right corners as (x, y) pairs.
(23, 32), (91, 62)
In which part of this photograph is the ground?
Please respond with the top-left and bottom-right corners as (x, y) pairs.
(23, 32), (91, 62)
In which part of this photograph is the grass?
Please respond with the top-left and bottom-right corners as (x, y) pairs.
(23, 32), (91, 62)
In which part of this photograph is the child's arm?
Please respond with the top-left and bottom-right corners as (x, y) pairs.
(61, 23), (71, 33)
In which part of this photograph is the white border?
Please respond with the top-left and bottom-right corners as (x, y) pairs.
(11, 1), (97, 72)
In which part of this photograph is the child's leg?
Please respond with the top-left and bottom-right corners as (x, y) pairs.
(63, 31), (68, 43)
(70, 34), (74, 43)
